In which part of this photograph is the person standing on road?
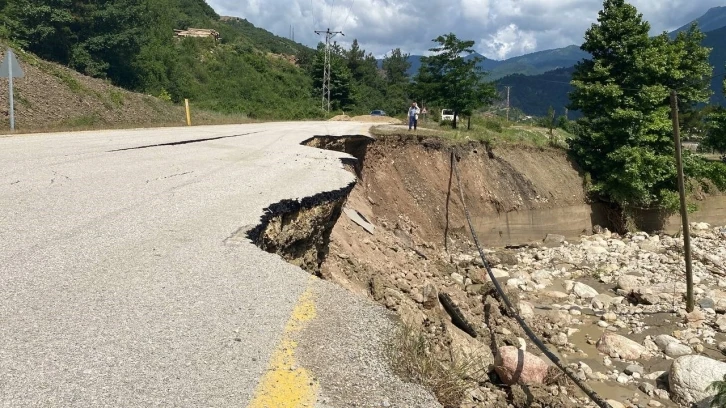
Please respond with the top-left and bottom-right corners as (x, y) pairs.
(408, 102), (420, 131)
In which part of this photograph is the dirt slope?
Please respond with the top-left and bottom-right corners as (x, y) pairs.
(359, 136), (587, 245)
(0, 47), (223, 133)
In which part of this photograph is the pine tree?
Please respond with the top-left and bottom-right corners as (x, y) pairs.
(569, 0), (712, 209)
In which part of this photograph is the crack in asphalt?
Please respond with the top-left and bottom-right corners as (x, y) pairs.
(107, 131), (263, 152)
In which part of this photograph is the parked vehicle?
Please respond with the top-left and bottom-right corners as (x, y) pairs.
(370, 110), (386, 116)
(441, 109), (455, 121)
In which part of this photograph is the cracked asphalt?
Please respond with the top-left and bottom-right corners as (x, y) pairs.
(0, 123), (439, 407)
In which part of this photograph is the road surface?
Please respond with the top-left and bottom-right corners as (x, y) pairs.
(0, 122), (439, 407)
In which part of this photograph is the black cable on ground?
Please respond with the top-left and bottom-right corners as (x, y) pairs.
(449, 151), (613, 408)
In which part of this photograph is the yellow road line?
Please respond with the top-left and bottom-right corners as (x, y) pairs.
(247, 281), (318, 408)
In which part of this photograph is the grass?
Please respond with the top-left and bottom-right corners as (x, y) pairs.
(387, 323), (487, 408)
(371, 115), (573, 150)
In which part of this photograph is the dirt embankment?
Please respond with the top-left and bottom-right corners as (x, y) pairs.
(355, 136), (588, 245)
(316, 136), (597, 407)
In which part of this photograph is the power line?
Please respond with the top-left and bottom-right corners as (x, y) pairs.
(314, 28), (344, 112)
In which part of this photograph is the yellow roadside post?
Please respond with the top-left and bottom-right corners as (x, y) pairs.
(184, 98), (192, 126)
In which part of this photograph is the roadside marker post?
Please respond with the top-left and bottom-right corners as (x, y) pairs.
(184, 98), (192, 126)
(0, 48), (25, 131)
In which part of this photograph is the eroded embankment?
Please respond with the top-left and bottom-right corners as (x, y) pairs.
(245, 134), (373, 274)
(247, 133), (726, 408)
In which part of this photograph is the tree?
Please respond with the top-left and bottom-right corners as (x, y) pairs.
(5, 0), (74, 63)
(382, 48), (411, 86)
(413, 33), (496, 128)
(569, 0), (713, 210)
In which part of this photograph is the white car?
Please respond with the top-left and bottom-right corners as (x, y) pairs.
(441, 109), (455, 121)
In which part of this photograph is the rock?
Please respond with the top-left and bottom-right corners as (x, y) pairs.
(543, 234), (566, 247)
(655, 334), (680, 351)
(698, 298), (715, 309)
(686, 310), (706, 328)
(693, 222), (711, 231)
(519, 301), (535, 320)
(421, 283), (438, 309)
(669, 355), (726, 407)
(617, 275), (648, 292)
(665, 343), (692, 358)
(494, 346), (549, 385)
(654, 389), (670, 400)
(718, 341), (726, 354)
(624, 364), (644, 376)
(644, 371), (666, 381)
(451, 272), (465, 285)
(648, 400), (662, 408)
(602, 312), (618, 322)
(550, 332), (568, 346)
(639, 382), (656, 396)
(591, 293), (614, 310)
(606, 400), (625, 408)
(596, 332), (647, 360)
(616, 374), (629, 384)
(541, 290), (569, 300)
(716, 315), (726, 332)
(574, 282), (599, 299)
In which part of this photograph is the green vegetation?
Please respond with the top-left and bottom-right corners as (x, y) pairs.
(413, 34), (496, 128)
(569, 0), (714, 210)
(709, 374), (726, 407)
(371, 114), (571, 149)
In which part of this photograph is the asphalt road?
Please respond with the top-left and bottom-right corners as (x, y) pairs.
(0, 122), (439, 407)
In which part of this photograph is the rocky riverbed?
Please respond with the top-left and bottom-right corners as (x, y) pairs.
(452, 223), (726, 408)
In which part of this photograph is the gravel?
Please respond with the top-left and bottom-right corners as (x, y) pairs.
(299, 278), (441, 408)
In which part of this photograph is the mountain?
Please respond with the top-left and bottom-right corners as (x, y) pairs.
(498, 25), (726, 117)
(378, 46), (584, 80)
(496, 67), (577, 118)
(671, 6), (726, 38)
(485, 45), (588, 80)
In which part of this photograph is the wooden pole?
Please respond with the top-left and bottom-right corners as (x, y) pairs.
(670, 90), (694, 313)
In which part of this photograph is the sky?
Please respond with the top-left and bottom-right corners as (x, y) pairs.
(206, 0), (725, 60)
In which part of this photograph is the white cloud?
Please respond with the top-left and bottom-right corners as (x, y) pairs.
(207, 0), (725, 60)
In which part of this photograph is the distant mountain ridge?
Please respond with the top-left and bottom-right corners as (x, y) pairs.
(670, 6), (726, 37)
(498, 24), (726, 117)
(382, 5), (726, 88)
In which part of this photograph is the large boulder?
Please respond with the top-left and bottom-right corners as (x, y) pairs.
(573, 282), (599, 299)
(494, 346), (549, 385)
(669, 355), (726, 407)
(596, 332), (647, 360)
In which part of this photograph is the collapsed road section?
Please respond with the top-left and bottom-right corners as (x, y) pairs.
(248, 129), (726, 408)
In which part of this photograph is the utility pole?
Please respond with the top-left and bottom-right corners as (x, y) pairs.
(670, 90), (694, 313)
(565, 107), (569, 120)
(314, 28), (344, 112)
(505, 86), (511, 121)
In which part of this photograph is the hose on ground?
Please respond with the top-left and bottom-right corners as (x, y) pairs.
(449, 151), (612, 408)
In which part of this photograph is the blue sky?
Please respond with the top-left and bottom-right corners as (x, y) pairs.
(207, 0), (724, 60)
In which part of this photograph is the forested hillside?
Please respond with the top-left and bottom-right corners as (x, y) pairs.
(0, 0), (322, 119)
(0, 0), (416, 119)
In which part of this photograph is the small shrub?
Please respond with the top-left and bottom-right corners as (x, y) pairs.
(708, 374), (726, 407)
(108, 89), (125, 106)
(158, 89), (172, 102)
(439, 119), (453, 128)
